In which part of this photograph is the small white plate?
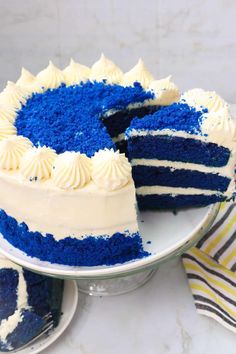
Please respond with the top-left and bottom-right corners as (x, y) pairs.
(0, 204), (220, 279)
(8, 280), (78, 354)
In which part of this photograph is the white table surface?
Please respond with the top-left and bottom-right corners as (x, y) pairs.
(44, 258), (236, 354)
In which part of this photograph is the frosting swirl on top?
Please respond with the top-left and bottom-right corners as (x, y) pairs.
(92, 148), (132, 191)
(0, 121), (16, 140)
(149, 75), (180, 105)
(52, 151), (91, 189)
(20, 146), (57, 181)
(123, 59), (154, 89)
(16, 68), (42, 94)
(181, 88), (227, 112)
(0, 81), (30, 110)
(0, 104), (17, 123)
(201, 107), (236, 145)
(63, 58), (91, 86)
(16, 68), (35, 86)
(0, 135), (32, 170)
(37, 61), (65, 90)
(90, 54), (123, 84)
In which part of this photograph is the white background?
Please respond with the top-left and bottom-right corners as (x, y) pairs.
(0, 0), (235, 102)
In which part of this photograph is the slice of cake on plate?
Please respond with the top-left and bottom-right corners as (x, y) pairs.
(0, 256), (63, 351)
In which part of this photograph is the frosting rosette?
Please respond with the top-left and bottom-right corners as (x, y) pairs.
(201, 107), (236, 145)
(37, 61), (65, 90)
(20, 146), (57, 181)
(90, 54), (123, 84)
(181, 88), (227, 112)
(16, 68), (43, 94)
(91, 148), (132, 191)
(52, 151), (91, 189)
(149, 75), (180, 105)
(0, 81), (30, 110)
(0, 135), (32, 170)
(123, 59), (154, 89)
(0, 120), (16, 140)
(0, 104), (17, 123)
(63, 58), (91, 86)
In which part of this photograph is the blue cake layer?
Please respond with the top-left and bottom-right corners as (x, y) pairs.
(128, 135), (231, 167)
(0, 210), (149, 266)
(0, 269), (18, 322)
(102, 105), (159, 139)
(16, 82), (153, 156)
(128, 102), (207, 134)
(0, 266), (63, 351)
(132, 165), (230, 192)
(137, 194), (226, 210)
(0, 309), (46, 352)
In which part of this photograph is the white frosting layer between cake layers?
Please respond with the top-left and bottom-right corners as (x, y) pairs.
(0, 259), (29, 347)
(127, 128), (236, 150)
(0, 170), (138, 240)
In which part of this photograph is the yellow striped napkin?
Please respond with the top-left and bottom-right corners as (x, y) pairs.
(182, 201), (236, 332)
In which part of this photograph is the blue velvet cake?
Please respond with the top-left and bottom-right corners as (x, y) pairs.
(0, 55), (234, 266)
(0, 256), (63, 351)
(127, 91), (236, 209)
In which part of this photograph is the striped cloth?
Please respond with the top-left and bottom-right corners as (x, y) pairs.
(182, 201), (236, 333)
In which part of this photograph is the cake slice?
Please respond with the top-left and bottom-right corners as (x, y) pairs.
(126, 91), (236, 209)
(0, 257), (64, 351)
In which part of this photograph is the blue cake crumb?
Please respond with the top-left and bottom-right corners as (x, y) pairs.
(0, 210), (149, 266)
(127, 103), (207, 136)
(16, 82), (153, 156)
(0, 269), (18, 322)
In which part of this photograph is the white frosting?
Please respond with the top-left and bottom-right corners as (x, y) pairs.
(20, 146), (57, 181)
(52, 151), (91, 189)
(0, 81), (30, 110)
(0, 121), (16, 140)
(90, 54), (123, 84)
(36, 61), (65, 90)
(92, 149), (131, 191)
(16, 68), (35, 86)
(0, 259), (28, 347)
(136, 185), (218, 196)
(181, 88), (228, 112)
(123, 59), (154, 89)
(0, 104), (16, 123)
(201, 107), (236, 145)
(149, 76), (180, 105)
(16, 68), (43, 94)
(0, 136), (32, 170)
(0, 171), (138, 239)
(127, 127), (236, 150)
(63, 58), (91, 85)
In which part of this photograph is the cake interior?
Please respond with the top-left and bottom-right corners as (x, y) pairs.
(0, 263), (64, 352)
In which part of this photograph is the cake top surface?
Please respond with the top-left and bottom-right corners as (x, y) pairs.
(16, 81), (152, 156)
(128, 103), (207, 135)
(0, 54), (234, 192)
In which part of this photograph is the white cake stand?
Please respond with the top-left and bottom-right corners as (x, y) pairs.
(0, 204), (220, 296)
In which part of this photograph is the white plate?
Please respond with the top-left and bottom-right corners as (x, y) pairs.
(0, 203), (220, 279)
(7, 280), (78, 354)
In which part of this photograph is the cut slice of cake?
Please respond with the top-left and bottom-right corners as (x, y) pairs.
(0, 256), (64, 351)
(126, 91), (236, 209)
